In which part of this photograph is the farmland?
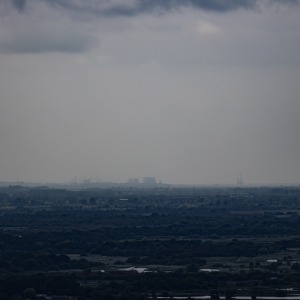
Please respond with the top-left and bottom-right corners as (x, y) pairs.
(1, 185), (300, 299)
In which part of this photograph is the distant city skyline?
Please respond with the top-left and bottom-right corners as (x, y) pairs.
(0, 0), (300, 185)
(1, 176), (299, 188)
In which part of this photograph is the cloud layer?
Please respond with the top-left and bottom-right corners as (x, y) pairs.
(0, 0), (299, 54)
(3, 0), (300, 15)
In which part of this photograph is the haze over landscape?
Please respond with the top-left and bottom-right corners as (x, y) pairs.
(0, 0), (300, 185)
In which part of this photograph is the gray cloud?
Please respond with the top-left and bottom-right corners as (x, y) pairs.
(12, 0), (26, 11)
(97, 0), (256, 16)
(0, 32), (93, 54)
(4, 0), (300, 16)
(0, 0), (298, 54)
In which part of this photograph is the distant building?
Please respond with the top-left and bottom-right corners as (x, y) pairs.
(142, 177), (157, 186)
(127, 178), (140, 186)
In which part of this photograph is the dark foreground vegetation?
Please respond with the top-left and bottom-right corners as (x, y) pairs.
(1, 184), (300, 299)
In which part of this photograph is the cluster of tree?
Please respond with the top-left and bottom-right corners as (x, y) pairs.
(0, 252), (104, 273)
(1, 268), (300, 299)
(1, 185), (300, 210)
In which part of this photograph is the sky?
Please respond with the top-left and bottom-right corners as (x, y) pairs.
(0, 0), (300, 185)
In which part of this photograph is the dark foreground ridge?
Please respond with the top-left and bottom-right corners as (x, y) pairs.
(1, 185), (300, 299)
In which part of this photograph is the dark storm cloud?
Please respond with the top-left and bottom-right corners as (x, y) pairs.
(1, 0), (299, 54)
(136, 0), (256, 13)
(98, 0), (256, 16)
(12, 0), (26, 11)
(4, 0), (300, 16)
(0, 0), (26, 12)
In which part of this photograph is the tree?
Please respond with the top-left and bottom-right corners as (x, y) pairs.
(225, 289), (236, 300)
(210, 291), (220, 300)
(186, 264), (198, 272)
(23, 288), (36, 299)
(291, 262), (300, 271)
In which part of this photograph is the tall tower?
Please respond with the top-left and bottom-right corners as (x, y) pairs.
(237, 172), (244, 186)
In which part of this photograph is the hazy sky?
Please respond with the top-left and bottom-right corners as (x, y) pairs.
(0, 0), (300, 185)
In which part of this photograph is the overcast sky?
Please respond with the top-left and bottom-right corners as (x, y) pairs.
(0, 0), (300, 185)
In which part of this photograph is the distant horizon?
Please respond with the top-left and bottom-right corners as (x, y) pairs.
(1, 178), (299, 188)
